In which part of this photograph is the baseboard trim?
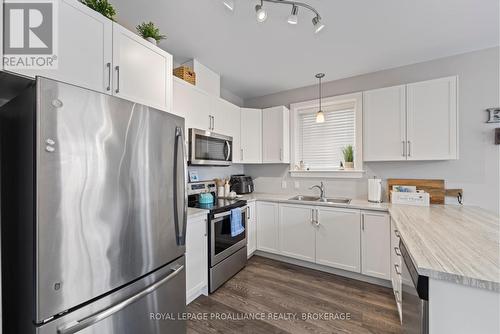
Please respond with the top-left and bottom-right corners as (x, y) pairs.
(254, 250), (391, 288)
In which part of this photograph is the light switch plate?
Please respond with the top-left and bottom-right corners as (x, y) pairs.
(281, 180), (287, 189)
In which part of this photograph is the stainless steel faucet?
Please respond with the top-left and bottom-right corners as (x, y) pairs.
(310, 182), (326, 201)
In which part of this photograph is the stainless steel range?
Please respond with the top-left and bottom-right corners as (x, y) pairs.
(187, 181), (248, 293)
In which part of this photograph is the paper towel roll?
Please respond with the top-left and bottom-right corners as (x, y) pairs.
(368, 178), (382, 203)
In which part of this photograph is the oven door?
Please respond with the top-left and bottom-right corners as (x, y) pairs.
(189, 128), (232, 166)
(210, 206), (247, 266)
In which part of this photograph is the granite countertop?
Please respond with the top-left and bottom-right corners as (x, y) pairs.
(239, 192), (500, 292)
(187, 207), (209, 219)
(389, 205), (500, 292)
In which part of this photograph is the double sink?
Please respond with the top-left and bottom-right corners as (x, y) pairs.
(288, 195), (351, 204)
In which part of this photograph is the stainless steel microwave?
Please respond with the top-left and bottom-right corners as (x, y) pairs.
(188, 128), (232, 166)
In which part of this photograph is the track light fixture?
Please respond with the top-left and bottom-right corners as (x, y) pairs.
(255, 1), (268, 22)
(223, 0), (235, 11)
(287, 5), (298, 25)
(222, 0), (324, 33)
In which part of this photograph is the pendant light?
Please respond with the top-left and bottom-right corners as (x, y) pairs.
(315, 73), (325, 123)
(255, 1), (268, 22)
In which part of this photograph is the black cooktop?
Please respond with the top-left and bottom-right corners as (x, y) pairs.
(189, 198), (247, 215)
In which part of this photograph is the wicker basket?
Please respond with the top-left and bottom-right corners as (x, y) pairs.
(173, 66), (196, 85)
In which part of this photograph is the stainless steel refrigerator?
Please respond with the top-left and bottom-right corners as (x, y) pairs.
(0, 73), (188, 334)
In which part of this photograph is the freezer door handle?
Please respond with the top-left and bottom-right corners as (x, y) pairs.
(57, 264), (184, 334)
(174, 126), (188, 246)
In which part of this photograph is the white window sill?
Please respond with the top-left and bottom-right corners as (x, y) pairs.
(289, 169), (366, 179)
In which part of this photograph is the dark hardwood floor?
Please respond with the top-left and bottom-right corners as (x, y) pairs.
(187, 256), (402, 334)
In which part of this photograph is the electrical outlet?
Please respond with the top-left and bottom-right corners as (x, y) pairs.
(281, 180), (287, 189)
(294, 181), (300, 189)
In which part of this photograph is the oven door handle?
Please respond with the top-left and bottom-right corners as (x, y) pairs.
(213, 206), (248, 220)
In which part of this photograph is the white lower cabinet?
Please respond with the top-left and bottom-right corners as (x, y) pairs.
(255, 202), (393, 283)
(316, 207), (361, 273)
(256, 201), (280, 254)
(185, 215), (208, 305)
(391, 219), (403, 322)
(279, 204), (316, 262)
(361, 212), (391, 280)
(247, 201), (257, 257)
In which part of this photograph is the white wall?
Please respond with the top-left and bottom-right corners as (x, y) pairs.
(244, 48), (500, 214)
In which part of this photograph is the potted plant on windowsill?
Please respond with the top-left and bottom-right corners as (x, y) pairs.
(342, 145), (354, 170)
(81, 0), (116, 21)
(136, 22), (166, 46)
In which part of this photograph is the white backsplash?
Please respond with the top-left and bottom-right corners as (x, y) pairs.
(244, 164), (369, 200)
(188, 164), (244, 182)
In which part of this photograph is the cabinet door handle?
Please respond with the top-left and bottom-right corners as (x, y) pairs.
(208, 115), (212, 130)
(241, 148), (244, 161)
(315, 209), (320, 226)
(407, 141), (411, 157)
(106, 62), (111, 91)
(394, 246), (401, 257)
(361, 215), (365, 231)
(279, 148), (283, 162)
(310, 209), (314, 224)
(401, 140), (406, 156)
(394, 229), (400, 238)
(114, 66), (120, 94)
(394, 264), (401, 275)
(212, 116), (215, 130)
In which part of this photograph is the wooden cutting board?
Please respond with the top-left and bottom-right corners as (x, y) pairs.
(387, 179), (445, 204)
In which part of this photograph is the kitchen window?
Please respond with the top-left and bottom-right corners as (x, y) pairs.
(290, 92), (364, 178)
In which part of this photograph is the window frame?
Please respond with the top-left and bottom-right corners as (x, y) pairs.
(289, 92), (364, 178)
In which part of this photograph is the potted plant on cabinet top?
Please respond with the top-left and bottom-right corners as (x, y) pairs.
(81, 0), (116, 21)
(342, 145), (354, 170)
(136, 22), (166, 45)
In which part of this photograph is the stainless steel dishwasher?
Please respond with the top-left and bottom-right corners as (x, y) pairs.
(400, 240), (429, 334)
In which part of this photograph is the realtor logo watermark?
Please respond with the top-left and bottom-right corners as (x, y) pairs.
(3, 0), (58, 69)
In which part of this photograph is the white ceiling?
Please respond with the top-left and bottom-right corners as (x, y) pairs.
(113, 0), (499, 100)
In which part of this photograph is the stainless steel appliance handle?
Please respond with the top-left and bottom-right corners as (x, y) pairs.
(57, 264), (184, 334)
(225, 140), (231, 161)
(174, 126), (187, 245)
(213, 205), (248, 219)
(106, 62), (111, 91)
(114, 66), (120, 93)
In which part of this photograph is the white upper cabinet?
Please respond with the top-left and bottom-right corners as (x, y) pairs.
(211, 97), (241, 162)
(361, 212), (391, 280)
(112, 23), (173, 112)
(240, 108), (262, 163)
(407, 76), (458, 160)
(315, 207), (361, 273)
(363, 76), (458, 162)
(173, 77), (211, 131)
(262, 106), (290, 163)
(363, 85), (406, 161)
(279, 204), (315, 262)
(5, 0), (112, 94)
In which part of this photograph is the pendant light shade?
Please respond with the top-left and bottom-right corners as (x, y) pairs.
(315, 73), (325, 123)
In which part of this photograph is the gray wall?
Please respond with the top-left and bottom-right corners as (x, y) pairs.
(244, 47), (500, 214)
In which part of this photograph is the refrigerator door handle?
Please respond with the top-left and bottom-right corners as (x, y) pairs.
(173, 126), (188, 246)
(57, 264), (184, 334)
